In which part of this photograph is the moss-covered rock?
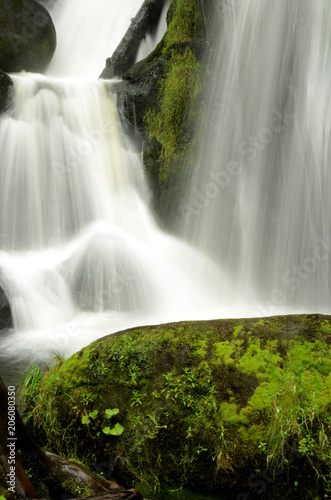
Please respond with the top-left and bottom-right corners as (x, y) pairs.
(23, 314), (331, 499)
(0, 0), (56, 73)
(0, 70), (13, 113)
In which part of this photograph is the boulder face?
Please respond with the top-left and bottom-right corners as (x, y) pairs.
(0, 0), (56, 73)
(0, 286), (13, 330)
(0, 70), (14, 113)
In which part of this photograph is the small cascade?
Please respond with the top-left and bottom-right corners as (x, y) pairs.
(135, 0), (170, 63)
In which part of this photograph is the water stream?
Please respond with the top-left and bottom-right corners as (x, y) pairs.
(0, 0), (237, 379)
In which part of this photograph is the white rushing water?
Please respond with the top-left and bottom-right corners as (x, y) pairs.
(135, 0), (170, 64)
(47, 0), (144, 78)
(0, 0), (240, 373)
(181, 0), (331, 317)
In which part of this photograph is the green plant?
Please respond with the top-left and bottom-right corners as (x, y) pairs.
(74, 485), (84, 495)
(258, 441), (268, 454)
(20, 363), (43, 420)
(265, 371), (331, 481)
(162, 367), (201, 408)
(80, 392), (95, 406)
(81, 408), (124, 437)
(103, 422), (124, 436)
(131, 389), (143, 407)
(81, 409), (99, 426)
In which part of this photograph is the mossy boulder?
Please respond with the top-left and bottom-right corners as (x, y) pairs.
(0, 0), (56, 73)
(0, 70), (13, 113)
(24, 314), (331, 499)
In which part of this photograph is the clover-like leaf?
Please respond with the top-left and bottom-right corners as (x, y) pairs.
(105, 408), (119, 419)
(81, 415), (90, 425)
(89, 409), (99, 419)
(102, 423), (124, 436)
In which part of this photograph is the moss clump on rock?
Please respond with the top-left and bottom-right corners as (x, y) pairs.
(145, 46), (201, 181)
(22, 314), (331, 499)
(143, 0), (202, 186)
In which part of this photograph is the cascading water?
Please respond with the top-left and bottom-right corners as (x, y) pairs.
(46, 0), (144, 78)
(181, 0), (331, 316)
(135, 0), (170, 64)
(0, 0), (236, 378)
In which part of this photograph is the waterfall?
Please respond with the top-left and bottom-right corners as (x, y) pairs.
(0, 0), (237, 374)
(181, 0), (331, 316)
(46, 0), (145, 78)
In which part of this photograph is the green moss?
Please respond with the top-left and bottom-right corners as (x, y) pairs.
(238, 338), (282, 380)
(145, 47), (200, 181)
(143, 0), (202, 182)
(214, 341), (235, 367)
(233, 325), (243, 337)
(164, 0), (200, 50)
(320, 320), (331, 334)
(219, 402), (249, 426)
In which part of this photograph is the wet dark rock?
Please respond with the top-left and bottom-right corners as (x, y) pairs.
(112, 43), (166, 141)
(100, 0), (167, 79)
(0, 0), (56, 73)
(0, 286), (13, 330)
(0, 70), (14, 113)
